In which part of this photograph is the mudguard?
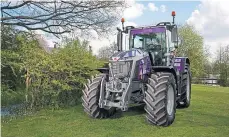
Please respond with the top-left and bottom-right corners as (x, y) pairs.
(174, 57), (190, 73)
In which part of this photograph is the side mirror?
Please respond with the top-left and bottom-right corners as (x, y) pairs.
(117, 30), (122, 51)
(171, 27), (178, 43)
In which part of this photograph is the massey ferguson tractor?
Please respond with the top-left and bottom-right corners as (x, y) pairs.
(82, 11), (191, 127)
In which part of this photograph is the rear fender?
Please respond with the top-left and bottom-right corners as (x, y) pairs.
(173, 57), (191, 96)
(174, 57), (191, 82)
(174, 57), (190, 74)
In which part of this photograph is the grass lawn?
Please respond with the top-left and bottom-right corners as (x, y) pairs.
(2, 85), (229, 137)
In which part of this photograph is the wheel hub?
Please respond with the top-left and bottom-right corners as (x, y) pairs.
(167, 85), (174, 116)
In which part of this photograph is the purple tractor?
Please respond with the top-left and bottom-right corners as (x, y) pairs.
(82, 11), (191, 126)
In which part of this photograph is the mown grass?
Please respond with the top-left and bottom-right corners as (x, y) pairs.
(2, 85), (229, 137)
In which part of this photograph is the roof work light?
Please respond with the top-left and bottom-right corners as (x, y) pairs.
(172, 11), (176, 24)
(121, 18), (125, 31)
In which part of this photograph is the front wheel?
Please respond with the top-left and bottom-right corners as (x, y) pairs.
(81, 74), (115, 118)
(144, 72), (176, 127)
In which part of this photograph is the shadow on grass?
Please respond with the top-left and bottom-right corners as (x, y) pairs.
(110, 104), (146, 119)
(176, 106), (189, 110)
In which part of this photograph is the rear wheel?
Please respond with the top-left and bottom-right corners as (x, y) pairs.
(177, 65), (191, 108)
(144, 72), (176, 126)
(82, 74), (115, 118)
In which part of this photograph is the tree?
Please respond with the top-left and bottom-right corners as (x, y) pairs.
(1, 25), (29, 91)
(1, 24), (105, 108)
(214, 45), (229, 86)
(1, 25), (41, 106)
(1, 0), (126, 38)
(177, 24), (206, 78)
(97, 42), (117, 60)
(201, 45), (214, 78)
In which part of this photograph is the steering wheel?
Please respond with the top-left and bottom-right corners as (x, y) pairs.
(146, 44), (161, 51)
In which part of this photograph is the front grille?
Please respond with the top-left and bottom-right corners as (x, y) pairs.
(110, 61), (133, 79)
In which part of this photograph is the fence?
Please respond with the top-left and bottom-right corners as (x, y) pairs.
(192, 78), (219, 86)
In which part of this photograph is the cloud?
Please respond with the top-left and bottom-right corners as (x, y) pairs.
(33, 30), (56, 48)
(148, 3), (167, 13)
(186, 0), (229, 57)
(123, 1), (146, 19)
(160, 5), (167, 13)
(148, 3), (159, 12)
(34, 30), (45, 35)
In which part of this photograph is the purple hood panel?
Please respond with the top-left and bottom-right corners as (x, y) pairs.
(130, 27), (166, 35)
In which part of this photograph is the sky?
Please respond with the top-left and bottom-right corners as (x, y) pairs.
(123, 1), (201, 26)
(37, 0), (229, 58)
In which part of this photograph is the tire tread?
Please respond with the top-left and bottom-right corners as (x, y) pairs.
(144, 72), (176, 126)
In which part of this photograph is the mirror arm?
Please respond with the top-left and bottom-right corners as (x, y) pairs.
(117, 27), (121, 32)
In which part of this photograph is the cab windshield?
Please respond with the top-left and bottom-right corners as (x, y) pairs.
(129, 27), (166, 51)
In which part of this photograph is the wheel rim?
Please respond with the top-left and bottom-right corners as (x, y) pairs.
(167, 85), (175, 116)
(186, 73), (190, 102)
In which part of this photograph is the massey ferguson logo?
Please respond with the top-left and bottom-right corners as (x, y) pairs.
(112, 57), (120, 61)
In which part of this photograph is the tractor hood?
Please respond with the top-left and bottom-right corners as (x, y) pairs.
(109, 49), (152, 81)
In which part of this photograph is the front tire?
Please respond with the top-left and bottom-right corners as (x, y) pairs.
(144, 72), (176, 126)
(82, 74), (115, 118)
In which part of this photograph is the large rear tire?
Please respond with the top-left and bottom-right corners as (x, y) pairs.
(82, 74), (115, 118)
(177, 65), (191, 108)
(144, 72), (176, 126)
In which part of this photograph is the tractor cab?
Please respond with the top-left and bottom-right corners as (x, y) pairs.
(117, 11), (181, 66)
